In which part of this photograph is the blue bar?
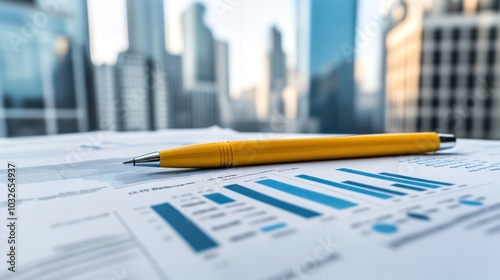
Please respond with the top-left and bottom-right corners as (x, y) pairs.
(296, 174), (393, 199)
(256, 179), (357, 209)
(378, 172), (453, 186)
(342, 181), (407, 196)
(337, 168), (441, 189)
(459, 200), (483, 206)
(151, 203), (218, 253)
(407, 212), (431, 221)
(391, 183), (426, 192)
(224, 184), (321, 218)
(261, 223), (287, 233)
(204, 193), (235, 205)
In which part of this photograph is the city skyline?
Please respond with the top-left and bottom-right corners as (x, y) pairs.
(92, 0), (300, 132)
(87, 0), (296, 98)
(2, 0), (499, 139)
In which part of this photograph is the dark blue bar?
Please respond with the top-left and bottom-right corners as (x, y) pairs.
(407, 212), (431, 221)
(296, 174), (393, 199)
(151, 203), (218, 252)
(342, 181), (407, 196)
(337, 168), (441, 189)
(256, 179), (357, 209)
(224, 184), (321, 218)
(391, 183), (426, 192)
(261, 223), (287, 232)
(204, 193), (235, 205)
(378, 172), (453, 186)
(459, 200), (483, 206)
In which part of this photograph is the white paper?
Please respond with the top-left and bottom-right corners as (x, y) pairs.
(1, 129), (499, 279)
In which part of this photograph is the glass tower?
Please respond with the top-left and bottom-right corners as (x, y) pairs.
(0, 0), (90, 136)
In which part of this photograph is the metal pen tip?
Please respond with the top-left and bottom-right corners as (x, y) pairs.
(123, 159), (135, 165)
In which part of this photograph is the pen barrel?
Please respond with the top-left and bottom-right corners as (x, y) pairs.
(230, 132), (441, 167)
(159, 132), (441, 168)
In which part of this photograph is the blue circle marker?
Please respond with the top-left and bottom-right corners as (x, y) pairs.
(459, 200), (483, 206)
(372, 223), (398, 234)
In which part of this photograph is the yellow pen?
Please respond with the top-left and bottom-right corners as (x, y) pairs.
(123, 132), (456, 168)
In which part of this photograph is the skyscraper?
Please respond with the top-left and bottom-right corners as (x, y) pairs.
(182, 2), (216, 89)
(215, 40), (231, 125)
(94, 64), (118, 131)
(306, 0), (358, 133)
(386, 0), (500, 139)
(268, 26), (287, 117)
(181, 2), (220, 127)
(47, 0), (98, 131)
(106, 0), (170, 131)
(166, 53), (189, 128)
(0, 0), (91, 136)
(115, 52), (151, 131)
(126, 0), (167, 62)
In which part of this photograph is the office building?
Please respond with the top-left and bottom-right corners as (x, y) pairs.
(216, 40), (231, 125)
(166, 53), (190, 128)
(0, 0), (91, 137)
(385, 0), (424, 135)
(105, 0), (171, 131)
(180, 2), (221, 128)
(182, 2), (216, 89)
(94, 64), (118, 131)
(189, 85), (220, 128)
(386, 0), (500, 139)
(306, 0), (358, 133)
(43, 0), (98, 131)
(268, 26), (287, 118)
(115, 51), (151, 131)
(151, 63), (169, 130)
(126, 0), (167, 62)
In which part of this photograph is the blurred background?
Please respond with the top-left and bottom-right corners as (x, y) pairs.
(0, 0), (498, 139)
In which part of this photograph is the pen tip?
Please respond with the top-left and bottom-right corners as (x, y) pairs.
(123, 159), (135, 165)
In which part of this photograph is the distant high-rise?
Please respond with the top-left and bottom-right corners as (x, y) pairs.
(216, 40), (231, 125)
(306, 0), (357, 133)
(189, 86), (220, 128)
(180, 2), (220, 128)
(126, 0), (167, 62)
(268, 26), (287, 117)
(115, 52), (151, 131)
(386, 0), (500, 139)
(105, 0), (170, 131)
(166, 53), (189, 128)
(182, 2), (216, 89)
(94, 64), (118, 131)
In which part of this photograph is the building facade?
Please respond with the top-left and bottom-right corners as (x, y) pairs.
(0, 0), (92, 137)
(94, 64), (118, 131)
(307, 0), (358, 133)
(182, 3), (216, 89)
(386, 0), (500, 139)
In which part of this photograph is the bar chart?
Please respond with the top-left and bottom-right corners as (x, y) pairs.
(144, 166), (473, 255)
